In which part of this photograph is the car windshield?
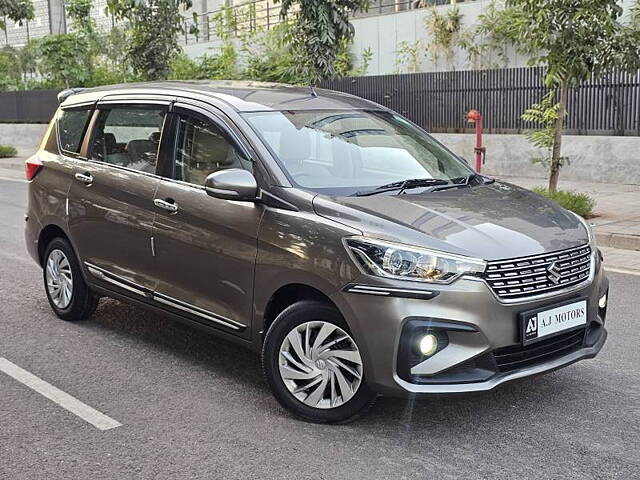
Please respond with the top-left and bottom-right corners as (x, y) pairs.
(242, 109), (473, 196)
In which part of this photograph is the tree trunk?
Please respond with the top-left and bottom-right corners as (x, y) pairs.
(549, 81), (568, 193)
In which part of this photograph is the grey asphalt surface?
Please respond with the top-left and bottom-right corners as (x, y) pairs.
(1, 178), (639, 480)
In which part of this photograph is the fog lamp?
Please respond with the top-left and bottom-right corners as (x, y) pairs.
(599, 293), (607, 309)
(419, 334), (438, 356)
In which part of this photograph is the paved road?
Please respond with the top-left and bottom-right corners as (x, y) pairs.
(1, 178), (639, 480)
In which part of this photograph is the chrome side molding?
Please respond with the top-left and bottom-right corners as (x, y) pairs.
(343, 284), (439, 300)
(153, 292), (245, 330)
(84, 262), (246, 331)
(86, 263), (149, 298)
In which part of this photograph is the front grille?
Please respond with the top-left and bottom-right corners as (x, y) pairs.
(493, 329), (585, 372)
(483, 245), (592, 301)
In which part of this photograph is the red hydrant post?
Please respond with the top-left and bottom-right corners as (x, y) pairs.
(465, 109), (486, 173)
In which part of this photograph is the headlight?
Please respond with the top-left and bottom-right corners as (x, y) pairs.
(344, 237), (486, 283)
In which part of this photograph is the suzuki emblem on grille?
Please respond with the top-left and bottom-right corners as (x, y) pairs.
(547, 261), (562, 284)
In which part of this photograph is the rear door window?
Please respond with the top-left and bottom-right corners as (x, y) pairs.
(57, 108), (92, 154)
(90, 106), (166, 174)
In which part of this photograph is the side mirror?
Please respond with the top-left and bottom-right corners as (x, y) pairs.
(204, 169), (259, 201)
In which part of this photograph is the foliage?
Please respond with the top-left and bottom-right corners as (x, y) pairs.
(335, 38), (371, 77)
(242, 22), (307, 84)
(168, 54), (203, 81)
(613, 0), (640, 71)
(532, 187), (595, 218)
(423, 5), (464, 69)
(101, 26), (132, 84)
(169, 42), (239, 81)
(37, 34), (92, 87)
(0, 0), (34, 31)
(0, 47), (21, 90)
(493, 0), (633, 192)
(631, 0), (640, 28)
(465, 1), (521, 69)
(0, 0), (371, 90)
(277, 0), (368, 84)
(107, 0), (193, 80)
(521, 91), (569, 171)
(0, 145), (18, 158)
(503, 0), (626, 88)
(66, 0), (95, 34)
(395, 41), (421, 74)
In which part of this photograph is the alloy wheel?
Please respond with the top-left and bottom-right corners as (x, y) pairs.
(278, 321), (363, 409)
(45, 249), (73, 309)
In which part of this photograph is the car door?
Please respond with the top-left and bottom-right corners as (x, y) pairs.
(151, 105), (262, 338)
(68, 101), (171, 294)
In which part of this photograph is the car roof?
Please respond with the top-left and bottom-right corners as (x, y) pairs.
(61, 80), (384, 112)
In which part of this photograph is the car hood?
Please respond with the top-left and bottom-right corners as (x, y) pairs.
(313, 182), (589, 261)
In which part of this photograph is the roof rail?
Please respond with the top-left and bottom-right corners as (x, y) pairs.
(57, 88), (86, 104)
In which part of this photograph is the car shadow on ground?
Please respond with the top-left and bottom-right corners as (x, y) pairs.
(80, 297), (601, 434)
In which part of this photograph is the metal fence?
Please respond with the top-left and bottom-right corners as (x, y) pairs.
(321, 67), (640, 136)
(0, 89), (59, 123)
(3, 67), (640, 135)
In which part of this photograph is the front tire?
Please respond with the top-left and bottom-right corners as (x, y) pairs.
(43, 237), (98, 321)
(262, 300), (376, 423)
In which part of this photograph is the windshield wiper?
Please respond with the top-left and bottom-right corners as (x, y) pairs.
(427, 173), (495, 192)
(354, 178), (449, 197)
(425, 174), (475, 192)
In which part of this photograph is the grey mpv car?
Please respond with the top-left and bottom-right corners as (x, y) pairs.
(25, 81), (609, 423)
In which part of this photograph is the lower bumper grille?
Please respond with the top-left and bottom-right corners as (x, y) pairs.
(493, 329), (586, 373)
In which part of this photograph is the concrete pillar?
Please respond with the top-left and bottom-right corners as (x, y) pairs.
(47, 0), (66, 35)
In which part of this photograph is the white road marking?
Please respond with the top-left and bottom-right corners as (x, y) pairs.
(605, 267), (640, 276)
(0, 176), (26, 183)
(0, 357), (122, 431)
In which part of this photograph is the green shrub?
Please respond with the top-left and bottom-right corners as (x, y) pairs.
(0, 145), (18, 158)
(532, 187), (596, 218)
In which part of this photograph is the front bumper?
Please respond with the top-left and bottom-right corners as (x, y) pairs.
(331, 254), (609, 397)
(393, 322), (606, 394)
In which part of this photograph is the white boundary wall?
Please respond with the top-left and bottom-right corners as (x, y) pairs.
(3, 124), (639, 185)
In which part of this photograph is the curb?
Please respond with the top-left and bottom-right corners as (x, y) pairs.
(596, 232), (640, 252)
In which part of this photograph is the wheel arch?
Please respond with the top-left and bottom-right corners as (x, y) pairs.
(260, 283), (340, 342)
(37, 223), (72, 266)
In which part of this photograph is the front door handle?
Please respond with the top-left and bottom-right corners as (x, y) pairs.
(74, 172), (93, 185)
(153, 198), (178, 214)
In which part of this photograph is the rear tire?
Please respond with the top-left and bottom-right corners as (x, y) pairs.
(262, 300), (376, 423)
(43, 237), (98, 321)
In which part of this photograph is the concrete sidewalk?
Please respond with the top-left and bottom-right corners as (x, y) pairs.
(499, 175), (640, 252)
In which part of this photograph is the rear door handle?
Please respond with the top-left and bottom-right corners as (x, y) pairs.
(153, 198), (178, 213)
(74, 172), (93, 185)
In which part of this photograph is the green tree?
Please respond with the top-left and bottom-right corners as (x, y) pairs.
(66, 0), (95, 35)
(107, 0), (194, 80)
(423, 5), (464, 70)
(502, 0), (631, 192)
(0, 0), (34, 32)
(0, 46), (21, 89)
(465, 1), (522, 69)
(37, 34), (92, 87)
(277, 0), (368, 85)
(520, 91), (569, 172)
